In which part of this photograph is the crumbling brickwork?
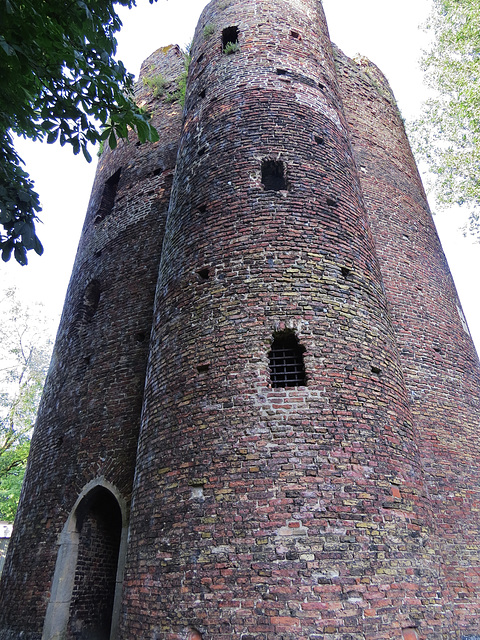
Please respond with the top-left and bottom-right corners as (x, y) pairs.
(0, 1), (479, 639)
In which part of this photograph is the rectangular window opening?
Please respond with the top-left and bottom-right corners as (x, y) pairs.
(262, 159), (288, 191)
(95, 168), (121, 223)
(269, 332), (306, 388)
(222, 26), (239, 53)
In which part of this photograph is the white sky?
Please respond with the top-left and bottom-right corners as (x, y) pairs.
(4, 0), (480, 356)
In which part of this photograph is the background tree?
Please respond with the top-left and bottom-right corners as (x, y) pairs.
(412, 0), (480, 237)
(0, 288), (53, 521)
(0, 0), (159, 266)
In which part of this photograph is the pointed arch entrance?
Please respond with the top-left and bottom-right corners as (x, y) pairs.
(42, 480), (128, 640)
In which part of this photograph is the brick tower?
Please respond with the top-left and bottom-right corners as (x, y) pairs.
(1, 0), (480, 639)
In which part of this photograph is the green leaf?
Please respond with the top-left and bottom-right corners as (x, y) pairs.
(0, 37), (15, 56)
(14, 244), (27, 266)
(108, 131), (117, 150)
(1, 244), (13, 263)
(47, 130), (59, 144)
(0, 0), (161, 264)
(82, 145), (92, 162)
(33, 236), (44, 256)
(410, 0), (480, 236)
(149, 126), (160, 143)
(21, 223), (35, 250)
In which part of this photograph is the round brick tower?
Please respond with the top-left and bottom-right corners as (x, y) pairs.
(119, 1), (440, 637)
(3, 1), (480, 638)
(0, 46), (185, 640)
(335, 47), (480, 637)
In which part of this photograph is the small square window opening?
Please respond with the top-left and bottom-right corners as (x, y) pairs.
(261, 160), (288, 191)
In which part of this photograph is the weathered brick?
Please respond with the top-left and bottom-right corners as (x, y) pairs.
(1, 1), (479, 639)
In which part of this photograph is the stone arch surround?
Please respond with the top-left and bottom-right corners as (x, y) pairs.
(42, 479), (128, 640)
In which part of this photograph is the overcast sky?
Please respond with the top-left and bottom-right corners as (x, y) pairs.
(4, 0), (480, 354)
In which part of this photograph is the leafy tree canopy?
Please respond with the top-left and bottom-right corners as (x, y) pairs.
(0, 0), (159, 266)
(412, 0), (480, 237)
(0, 288), (53, 521)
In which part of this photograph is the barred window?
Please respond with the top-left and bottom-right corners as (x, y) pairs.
(268, 331), (306, 388)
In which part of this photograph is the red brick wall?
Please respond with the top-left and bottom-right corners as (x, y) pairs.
(335, 47), (480, 637)
(0, 46), (184, 638)
(1, 2), (480, 639)
(119, 1), (440, 638)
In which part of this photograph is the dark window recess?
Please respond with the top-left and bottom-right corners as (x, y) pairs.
(326, 197), (337, 207)
(290, 30), (301, 39)
(198, 146), (207, 157)
(198, 204), (207, 214)
(95, 168), (121, 223)
(276, 68), (287, 76)
(314, 135), (324, 145)
(197, 363), (210, 373)
(269, 331), (306, 388)
(197, 267), (210, 281)
(199, 88), (206, 98)
(341, 266), (351, 278)
(262, 160), (288, 191)
(152, 167), (163, 177)
(371, 365), (382, 375)
(222, 26), (239, 51)
(83, 280), (101, 321)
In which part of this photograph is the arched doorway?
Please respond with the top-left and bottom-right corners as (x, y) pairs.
(43, 480), (127, 640)
(66, 486), (122, 639)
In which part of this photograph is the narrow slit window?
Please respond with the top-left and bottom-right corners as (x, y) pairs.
(261, 160), (288, 191)
(95, 168), (121, 223)
(83, 279), (101, 321)
(269, 331), (306, 388)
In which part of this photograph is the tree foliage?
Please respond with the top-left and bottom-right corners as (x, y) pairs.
(0, 288), (53, 521)
(0, 0), (159, 266)
(412, 0), (480, 236)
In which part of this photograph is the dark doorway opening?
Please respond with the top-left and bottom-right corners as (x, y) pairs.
(66, 487), (122, 640)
